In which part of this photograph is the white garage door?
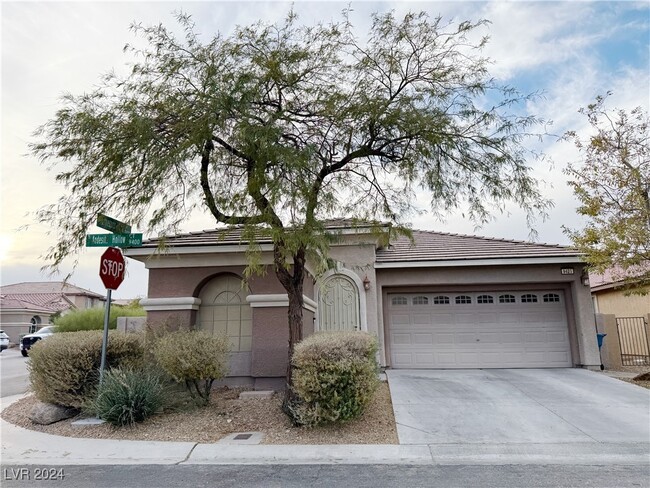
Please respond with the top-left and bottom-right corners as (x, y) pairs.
(388, 291), (572, 368)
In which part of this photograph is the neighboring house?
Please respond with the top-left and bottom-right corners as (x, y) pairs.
(590, 269), (650, 317)
(590, 268), (650, 369)
(126, 221), (599, 390)
(0, 282), (105, 343)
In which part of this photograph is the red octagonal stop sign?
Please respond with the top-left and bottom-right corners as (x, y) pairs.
(99, 247), (126, 290)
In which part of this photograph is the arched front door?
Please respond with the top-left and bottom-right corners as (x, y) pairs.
(197, 274), (252, 376)
(318, 274), (360, 331)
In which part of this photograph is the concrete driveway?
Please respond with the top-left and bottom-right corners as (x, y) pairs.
(386, 369), (650, 446)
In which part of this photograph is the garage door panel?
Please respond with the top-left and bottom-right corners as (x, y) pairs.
(455, 313), (475, 325)
(499, 312), (520, 323)
(431, 314), (454, 325)
(391, 333), (412, 345)
(435, 333), (455, 344)
(414, 333), (434, 344)
(478, 313), (498, 324)
(389, 290), (572, 368)
(391, 314), (410, 326)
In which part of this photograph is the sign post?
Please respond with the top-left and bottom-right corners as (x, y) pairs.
(98, 247), (126, 384)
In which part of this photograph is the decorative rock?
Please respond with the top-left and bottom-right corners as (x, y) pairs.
(29, 401), (79, 425)
(239, 390), (274, 399)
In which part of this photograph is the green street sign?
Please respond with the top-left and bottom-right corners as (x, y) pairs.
(86, 233), (143, 248)
(97, 214), (131, 234)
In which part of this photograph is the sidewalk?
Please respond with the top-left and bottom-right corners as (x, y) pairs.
(2, 394), (649, 466)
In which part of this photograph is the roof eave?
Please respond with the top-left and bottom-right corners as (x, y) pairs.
(375, 255), (584, 268)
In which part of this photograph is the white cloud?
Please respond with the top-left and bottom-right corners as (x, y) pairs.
(1, 1), (648, 297)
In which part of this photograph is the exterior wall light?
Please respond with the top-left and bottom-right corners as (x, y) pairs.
(581, 269), (590, 287)
(362, 276), (371, 291)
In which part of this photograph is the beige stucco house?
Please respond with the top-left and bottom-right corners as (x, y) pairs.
(590, 270), (650, 317)
(127, 221), (600, 390)
(0, 282), (105, 343)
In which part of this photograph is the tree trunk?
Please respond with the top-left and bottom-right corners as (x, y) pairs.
(272, 243), (306, 410)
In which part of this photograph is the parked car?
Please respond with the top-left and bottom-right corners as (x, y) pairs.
(20, 326), (56, 357)
(0, 330), (9, 352)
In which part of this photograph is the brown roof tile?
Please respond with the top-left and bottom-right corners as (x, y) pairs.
(376, 230), (580, 263)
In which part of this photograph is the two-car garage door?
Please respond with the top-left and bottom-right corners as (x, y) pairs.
(388, 291), (572, 368)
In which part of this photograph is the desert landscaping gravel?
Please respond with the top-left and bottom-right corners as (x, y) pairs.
(2, 382), (398, 445)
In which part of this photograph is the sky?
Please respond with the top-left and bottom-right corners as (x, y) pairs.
(1, 1), (649, 299)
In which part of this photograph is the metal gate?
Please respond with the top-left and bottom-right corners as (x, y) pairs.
(616, 317), (650, 366)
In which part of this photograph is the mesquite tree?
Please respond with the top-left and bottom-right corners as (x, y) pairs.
(32, 10), (550, 402)
(564, 94), (650, 292)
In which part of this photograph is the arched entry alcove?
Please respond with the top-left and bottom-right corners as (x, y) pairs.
(197, 274), (252, 376)
(316, 271), (365, 332)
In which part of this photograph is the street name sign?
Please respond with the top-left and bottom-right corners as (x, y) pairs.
(97, 214), (131, 234)
(86, 233), (143, 248)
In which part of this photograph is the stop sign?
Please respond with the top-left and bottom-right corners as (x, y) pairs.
(99, 247), (126, 290)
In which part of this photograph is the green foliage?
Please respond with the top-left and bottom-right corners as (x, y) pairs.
(32, 9), (551, 385)
(86, 367), (165, 426)
(33, 9), (549, 274)
(289, 332), (379, 427)
(564, 93), (650, 293)
(28, 331), (145, 408)
(54, 305), (146, 333)
(152, 330), (229, 405)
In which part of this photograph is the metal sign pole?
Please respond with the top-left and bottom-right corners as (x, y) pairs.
(99, 288), (112, 385)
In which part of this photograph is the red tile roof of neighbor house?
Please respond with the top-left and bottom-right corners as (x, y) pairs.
(0, 281), (104, 298)
(138, 223), (580, 263)
(0, 282), (105, 313)
(0, 295), (55, 313)
(590, 265), (650, 292)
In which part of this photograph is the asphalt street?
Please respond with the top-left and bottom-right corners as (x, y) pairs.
(1, 464), (648, 488)
(0, 348), (30, 398)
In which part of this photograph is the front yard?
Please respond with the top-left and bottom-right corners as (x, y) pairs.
(1, 382), (398, 445)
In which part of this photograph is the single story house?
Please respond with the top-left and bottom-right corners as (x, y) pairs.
(0, 282), (105, 343)
(127, 221), (600, 390)
(590, 268), (650, 317)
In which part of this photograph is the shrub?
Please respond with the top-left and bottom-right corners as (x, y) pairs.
(28, 330), (145, 408)
(152, 330), (229, 405)
(289, 331), (379, 427)
(54, 305), (146, 333)
(86, 367), (165, 426)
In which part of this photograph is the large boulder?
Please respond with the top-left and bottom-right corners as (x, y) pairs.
(29, 401), (78, 425)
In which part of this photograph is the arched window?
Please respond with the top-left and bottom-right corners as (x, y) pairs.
(198, 274), (252, 353)
(521, 294), (538, 303)
(477, 295), (494, 304)
(499, 294), (516, 304)
(29, 315), (42, 333)
(543, 293), (560, 303)
(455, 295), (472, 304)
(319, 274), (360, 331)
(391, 296), (408, 306)
(412, 296), (429, 305)
(433, 295), (450, 305)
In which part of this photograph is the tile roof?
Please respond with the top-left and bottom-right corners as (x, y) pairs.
(138, 220), (387, 249)
(0, 295), (60, 313)
(0, 282), (103, 298)
(136, 223), (580, 263)
(375, 230), (580, 263)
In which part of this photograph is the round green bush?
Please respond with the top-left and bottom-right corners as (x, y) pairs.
(290, 331), (379, 427)
(152, 329), (230, 405)
(88, 368), (165, 426)
(28, 330), (145, 408)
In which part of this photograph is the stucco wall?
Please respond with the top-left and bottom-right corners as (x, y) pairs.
(594, 289), (650, 317)
(0, 311), (53, 344)
(376, 263), (599, 368)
